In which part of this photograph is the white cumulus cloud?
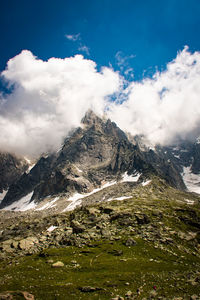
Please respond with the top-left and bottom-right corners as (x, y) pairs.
(0, 50), (120, 157)
(1, 46), (200, 158)
(108, 46), (200, 145)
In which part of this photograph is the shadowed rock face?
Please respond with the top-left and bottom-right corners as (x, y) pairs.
(0, 111), (185, 209)
(0, 152), (28, 193)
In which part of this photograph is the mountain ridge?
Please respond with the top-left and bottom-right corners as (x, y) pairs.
(0, 110), (186, 210)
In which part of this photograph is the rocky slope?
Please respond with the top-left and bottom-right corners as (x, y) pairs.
(0, 111), (185, 210)
(0, 178), (200, 299)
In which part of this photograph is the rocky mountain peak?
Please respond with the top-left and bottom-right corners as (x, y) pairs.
(0, 111), (186, 210)
(81, 110), (103, 127)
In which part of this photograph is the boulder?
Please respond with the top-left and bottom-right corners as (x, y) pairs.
(79, 286), (101, 292)
(52, 261), (64, 268)
(70, 220), (85, 234)
(123, 238), (137, 247)
(1, 240), (14, 253)
(18, 237), (38, 251)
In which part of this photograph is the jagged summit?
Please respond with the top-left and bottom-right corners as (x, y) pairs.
(81, 109), (103, 126)
(0, 111), (185, 210)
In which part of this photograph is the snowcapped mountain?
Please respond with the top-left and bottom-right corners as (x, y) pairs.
(155, 141), (200, 193)
(0, 111), (185, 210)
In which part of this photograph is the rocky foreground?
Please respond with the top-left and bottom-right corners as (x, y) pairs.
(1, 178), (200, 299)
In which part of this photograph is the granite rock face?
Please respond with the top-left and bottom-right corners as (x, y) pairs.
(0, 152), (28, 193)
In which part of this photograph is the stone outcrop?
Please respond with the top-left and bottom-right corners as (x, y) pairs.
(0, 152), (29, 193)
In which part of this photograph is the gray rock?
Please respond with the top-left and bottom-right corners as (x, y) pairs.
(125, 290), (134, 298)
(190, 296), (199, 300)
(18, 237), (38, 251)
(149, 290), (157, 298)
(11, 241), (19, 249)
(1, 240), (14, 253)
(135, 214), (150, 225)
(100, 228), (111, 238)
(124, 238), (137, 246)
(70, 220), (85, 234)
(79, 286), (100, 292)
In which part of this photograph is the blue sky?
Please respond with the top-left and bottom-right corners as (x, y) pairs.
(1, 0), (200, 80)
(1, 0), (200, 156)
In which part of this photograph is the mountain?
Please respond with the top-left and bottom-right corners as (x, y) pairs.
(155, 140), (200, 193)
(1, 111), (200, 299)
(0, 110), (185, 210)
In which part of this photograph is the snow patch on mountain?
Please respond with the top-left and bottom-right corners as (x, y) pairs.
(196, 136), (200, 144)
(122, 172), (141, 182)
(63, 180), (118, 212)
(24, 157), (36, 174)
(107, 196), (132, 202)
(185, 199), (195, 205)
(3, 192), (35, 211)
(1, 169), (143, 212)
(0, 190), (8, 204)
(142, 180), (152, 186)
(63, 173), (142, 212)
(47, 225), (58, 232)
(36, 196), (60, 211)
(182, 166), (200, 194)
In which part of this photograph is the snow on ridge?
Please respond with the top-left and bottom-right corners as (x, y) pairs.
(196, 136), (200, 144)
(26, 163), (36, 173)
(0, 190), (8, 204)
(47, 225), (57, 232)
(24, 157), (36, 174)
(142, 180), (152, 186)
(63, 172), (142, 212)
(2, 170), (143, 212)
(182, 166), (200, 194)
(24, 157), (32, 165)
(107, 196), (132, 202)
(36, 196), (60, 211)
(75, 166), (83, 173)
(64, 199), (83, 211)
(3, 192), (35, 211)
(63, 180), (117, 212)
(185, 199), (195, 205)
(122, 172), (141, 182)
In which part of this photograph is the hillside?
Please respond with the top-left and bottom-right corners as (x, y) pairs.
(0, 178), (200, 299)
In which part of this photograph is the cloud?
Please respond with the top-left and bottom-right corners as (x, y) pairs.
(65, 33), (90, 56)
(65, 33), (80, 41)
(108, 46), (200, 145)
(0, 50), (120, 157)
(1, 46), (200, 158)
(78, 45), (90, 55)
(115, 51), (135, 78)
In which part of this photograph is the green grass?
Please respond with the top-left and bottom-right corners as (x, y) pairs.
(0, 238), (200, 299)
(1, 178), (200, 299)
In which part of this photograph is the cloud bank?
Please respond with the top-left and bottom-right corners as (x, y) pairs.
(0, 51), (120, 157)
(1, 46), (200, 157)
(109, 46), (200, 145)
